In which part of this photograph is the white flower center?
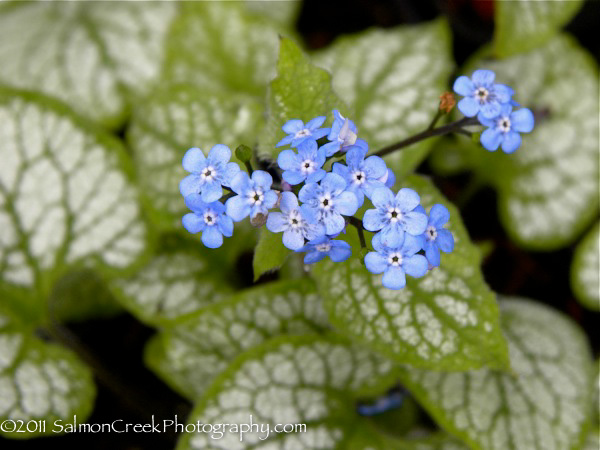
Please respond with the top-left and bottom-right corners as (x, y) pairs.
(474, 87), (489, 102)
(287, 210), (303, 230)
(295, 129), (311, 138)
(300, 159), (316, 174)
(388, 252), (403, 267)
(316, 242), (332, 253)
(201, 165), (217, 182)
(426, 225), (438, 241)
(319, 193), (333, 211)
(498, 117), (511, 133)
(203, 211), (217, 226)
(386, 207), (402, 223)
(248, 189), (264, 205)
(352, 170), (366, 185)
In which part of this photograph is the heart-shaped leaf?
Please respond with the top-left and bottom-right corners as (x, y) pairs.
(176, 334), (399, 449)
(494, 0), (584, 57)
(0, 89), (148, 320)
(312, 175), (509, 371)
(571, 222), (599, 311)
(0, 1), (176, 127)
(0, 303), (95, 439)
(314, 19), (454, 179)
(145, 279), (329, 400)
(398, 298), (594, 450)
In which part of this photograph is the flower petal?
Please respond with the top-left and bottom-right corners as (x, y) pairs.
(306, 116), (326, 130)
(282, 229), (305, 250)
(402, 233), (425, 256)
(200, 181), (222, 203)
(381, 225), (404, 248)
(306, 168), (326, 184)
(395, 188), (420, 212)
(436, 229), (454, 253)
(262, 190), (279, 209)
(403, 211), (428, 235)
(182, 147), (206, 172)
(457, 96), (480, 117)
(282, 119), (304, 133)
(480, 101), (502, 119)
(510, 108), (534, 133)
(494, 84), (513, 103)
(179, 174), (200, 197)
(472, 69), (495, 86)
(382, 266), (406, 290)
(324, 213), (345, 235)
(298, 183), (320, 204)
(424, 241), (441, 267)
(222, 162), (241, 187)
(266, 211), (287, 233)
(207, 144), (231, 165)
(184, 192), (206, 211)
(501, 131), (521, 154)
(182, 213), (205, 233)
(345, 146), (367, 168)
(282, 170), (306, 185)
(279, 191), (298, 213)
(321, 172), (347, 194)
(335, 191), (359, 216)
(453, 75), (475, 96)
(363, 209), (384, 232)
(403, 254), (428, 278)
(277, 149), (298, 171)
(218, 215), (234, 237)
(362, 155), (387, 178)
(276, 135), (294, 147)
(251, 170), (273, 189)
(364, 252), (387, 274)
(304, 250), (326, 264)
(480, 128), (502, 151)
(329, 241), (352, 262)
(230, 171), (250, 194)
(201, 226), (223, 248)
(321, 141), (341, 157)
(429, 203), (450, 228)
(371, 187), (394, 209)
(225, 195), (251, 222)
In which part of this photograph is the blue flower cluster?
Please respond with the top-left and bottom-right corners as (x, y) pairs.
(179, 110), (455, 290)
(453, 69), (534, 153)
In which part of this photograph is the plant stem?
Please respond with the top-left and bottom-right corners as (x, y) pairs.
(347, 216), (367, 248)
(244, 161), (254, 176)
(372, 116), (479, 158)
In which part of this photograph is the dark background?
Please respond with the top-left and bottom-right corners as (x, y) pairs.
(6, 1), (599, 449)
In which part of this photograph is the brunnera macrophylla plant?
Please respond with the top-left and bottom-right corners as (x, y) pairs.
(179, 69), (534, 290)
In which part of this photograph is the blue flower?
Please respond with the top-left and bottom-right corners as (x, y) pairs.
(321, 110), (368, 157)
(421, 204), (454, 267)
(299, 173), (359, 235)
(479, 105), (534, 153)
(277, 140), (326, 185)
(276, 116), (330, 148)
(297, 235), (352, 264)
(453, 70), (514, 119)
(363, 187), (428, 248)
(364, 233), (428, 290)
(225, 170), (278, 221)
(179, 145), (241, 203)
(266, 192), (325, 250)
(332, 145), (387, 208)
(182, 194), (233, 248)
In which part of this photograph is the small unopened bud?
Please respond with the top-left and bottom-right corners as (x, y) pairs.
(281, 181), (292, 192)
(439, 92), (456, 113)
(250, 212), (268, 227)
(235, 144), (253, 163)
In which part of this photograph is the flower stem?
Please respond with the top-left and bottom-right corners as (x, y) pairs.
(347, 216), (367, 248)
(372, 116), (479, 158)
(244, 161), (254, 176)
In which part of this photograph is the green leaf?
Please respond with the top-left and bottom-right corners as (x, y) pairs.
(446, 35), (599, 250)
(163, 2), (280, 98)
(571, 222), (600, 311)
(312, 175), (509, 371)
(0, 304), (95, 439)
(494, 0), (584, 57)
(0, 1), (176, 128)
(175, 334), (399, 450)
(398, 298), (595, 450)
(314, 19), (454, 179)
(258, 38), (347, 159)
(109, 239), (235, 326)
(244, 0), (301, 31)
(0, 88), (149, 321)
(127, 83), (262, 228)
(253, 227), (291, 281)
(145, 279), (329, 400)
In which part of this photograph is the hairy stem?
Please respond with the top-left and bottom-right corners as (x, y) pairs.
(372, 116), (479, 158)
